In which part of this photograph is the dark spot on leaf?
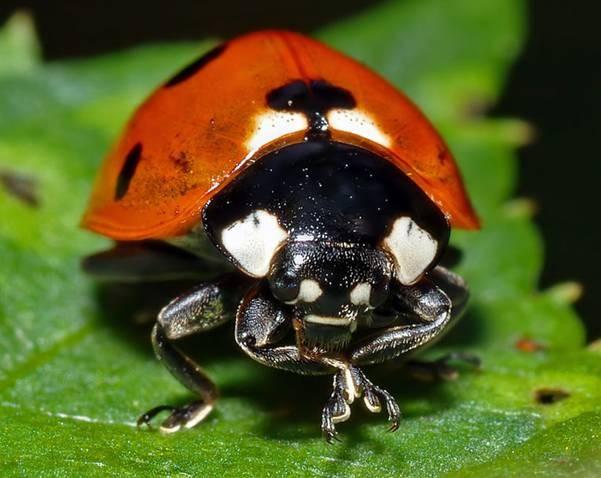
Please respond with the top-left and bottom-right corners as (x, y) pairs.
(115, 143), (143, 200)
(0, 169), (39, 207)
(535, 387), (570, 405)
(515, 337), (545, 353)
(164, 44), (227, 88)
(461, 96), (492, 119)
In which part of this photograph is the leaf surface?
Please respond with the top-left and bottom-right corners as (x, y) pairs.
(1, 1), (599, 476)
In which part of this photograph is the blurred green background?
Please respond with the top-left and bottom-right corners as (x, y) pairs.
(0, 0), (599, 338)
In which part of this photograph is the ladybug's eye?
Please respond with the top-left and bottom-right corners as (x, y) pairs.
(270, 276), (300, 303)
(369, 276), (390, 308)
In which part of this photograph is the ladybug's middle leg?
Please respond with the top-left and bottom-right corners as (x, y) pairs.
(138, 277), (245, 433)
(137, 323), (218, 433)
(400, 266), (479, 381)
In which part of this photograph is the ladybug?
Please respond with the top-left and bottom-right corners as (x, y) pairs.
(82, 31), (479, 441)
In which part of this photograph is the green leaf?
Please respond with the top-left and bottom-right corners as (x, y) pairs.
(0, 1), (599, 476)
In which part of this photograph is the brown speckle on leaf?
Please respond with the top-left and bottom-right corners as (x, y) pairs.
(0, 169), (40, 207)
(535, 387), (570, 405)
(515, 337), (546, 353)
(461, 96), (492, 119)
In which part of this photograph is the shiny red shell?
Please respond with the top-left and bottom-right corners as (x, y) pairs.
(82, 30), (480, 240)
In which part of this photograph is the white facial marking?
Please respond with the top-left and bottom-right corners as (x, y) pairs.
(297, 279), (323, 303)
(221, 209), (288, 277)
(246, 111), (308, 152)
(350, 282), (372, 306)
(284, 279), (323, 304)
(383, 217), (438, 285)
(327, 109), (391, 147)
(304, 315), (353, 326)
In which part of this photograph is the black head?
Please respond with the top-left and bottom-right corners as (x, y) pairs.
(268, 241), (392, 348)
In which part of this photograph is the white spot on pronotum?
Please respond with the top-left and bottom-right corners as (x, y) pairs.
(350, 282), (372, 306)
(383, 216), (438, 285)
(221, 209), (288, 277)
(246, 111), (308, 152)
(297, 279), (323, 303)
(327, 109), (391, 147)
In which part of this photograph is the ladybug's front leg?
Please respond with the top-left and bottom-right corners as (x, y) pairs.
(235, 285), (358, 441)
(138, 279), (241, 433)
(353, 266), (478, 378)
(403, 266), (479, 380)
(304, 274), (456, 436)
(350, 274), (455, 366)
(235, 284), (337, 376)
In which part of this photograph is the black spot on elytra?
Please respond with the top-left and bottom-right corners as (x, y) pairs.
(437, 148), (449, 164)
(164, 44), (227, 88)
(266, 79), (356, 134)
(115, 143), (142, 200)
(535, 387), (570, 405)
(267, 79), (356, 111)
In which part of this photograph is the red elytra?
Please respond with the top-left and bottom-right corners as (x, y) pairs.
(81, 30), (480, 240)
